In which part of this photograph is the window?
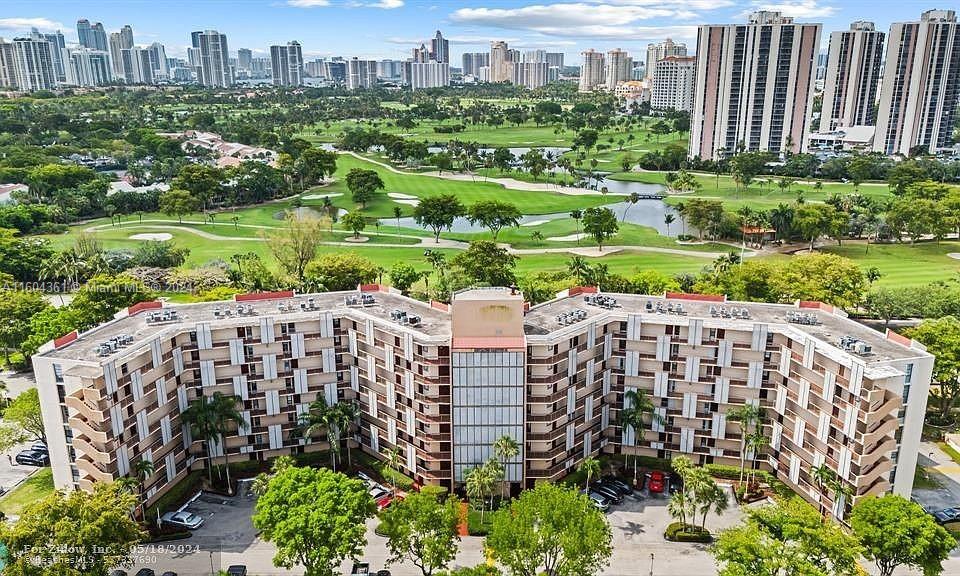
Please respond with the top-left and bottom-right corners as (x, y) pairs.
(53, 364), (64, 383)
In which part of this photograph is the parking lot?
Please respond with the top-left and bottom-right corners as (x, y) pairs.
(125, 475), (748, 576)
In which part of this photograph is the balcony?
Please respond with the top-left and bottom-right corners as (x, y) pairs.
(861, 415), (898, 447)
(72, 435), (117, 463)
(69, 415), (111, 444)
(65, 393), (107, 421)
(75, 455), (116, 483)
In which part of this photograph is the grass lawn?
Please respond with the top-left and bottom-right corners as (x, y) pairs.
(0, 468), (54, 516)
(610, 170), (893, 210)
(914, 466), (942, 489)
(819, 241), (960, 287)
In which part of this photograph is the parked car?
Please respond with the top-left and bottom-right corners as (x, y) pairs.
(369, 486), (390, 501)
(160, 572), (178, 576)
(351, 562), (371, 575)
(932, 508), (960, 524)
(589, 482), (623, 504)
(668, 473), (684, 495)
(226, 567), (247, 576)
(133, 569), (155, 576)
(376, 571), (392, 576)
(600, 476), (633, 496)
(15, 450), (49, 467)
(585, 491), (610, 512)
(357, 471), (374, 487)
(160, 511), (205, 530)
(30, 442), (48, 455)
(648, 471), (666, 493)
(377, 493), (403, 511)
(109, 571), (128, 576)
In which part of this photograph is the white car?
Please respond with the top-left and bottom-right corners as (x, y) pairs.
(161, 511), (205, 530)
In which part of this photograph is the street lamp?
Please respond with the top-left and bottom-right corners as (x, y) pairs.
(649, 552), (655, 576)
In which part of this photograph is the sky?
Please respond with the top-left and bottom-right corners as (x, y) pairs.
(0, 0), (945, 63)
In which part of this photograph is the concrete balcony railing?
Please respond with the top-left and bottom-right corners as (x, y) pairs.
(75, 456), (116, 483)
(69, 415), (111, 444)
(856, 437), (897, 469)
(861, 415), (899, 447)
(72, 435), (117, 464)
(65, 394), (107, 422)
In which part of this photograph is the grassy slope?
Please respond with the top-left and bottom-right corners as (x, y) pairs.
(820, 241), (960, 287)
(0, 468), (54, 516)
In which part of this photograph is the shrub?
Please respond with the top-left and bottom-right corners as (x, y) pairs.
(145, 470), (203, 520)
(354, 451), (415, 490)
(704, 463), (773, 484)
(664, 521), (712, 543)
(419, 484), (449, 501)
(467, 506), (493, 536)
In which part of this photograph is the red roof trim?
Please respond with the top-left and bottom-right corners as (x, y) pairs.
(359, 284), (382, 293)
(569, 286), (599, 296)
(799, 301), (834, 313)
(452, 336), (526, 350)
(665, 292), (726, 302)
(127, 300), (163, 316)
(54, 331), (78, 349)
(430, 301), (450, 312)
(885, 329), (912, 347)
(235, 290), (295, 302)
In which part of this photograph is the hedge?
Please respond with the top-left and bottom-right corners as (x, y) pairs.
(420, 484), (449, 501)
(145, 470), (204, 520)
(355, 451), (415, 491)
(664, 521), (712, 543)
(467, 506), (494, 536)
(703, 463), (773, 483)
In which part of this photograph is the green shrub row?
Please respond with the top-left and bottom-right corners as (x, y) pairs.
(664, 521), (712, 543)
(354, 451), (415, 490)
(704, 464), (773, 483)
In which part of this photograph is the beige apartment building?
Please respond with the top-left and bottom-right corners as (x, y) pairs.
(34, 286), (931, 520)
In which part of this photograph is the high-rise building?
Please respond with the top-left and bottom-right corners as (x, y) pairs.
(67, 48), (111, 87)
(11, 37), (57, 91)
(412, 44), (429, 63)
(430, 30), (449, 64)
(490, 41), (512, 83)
(77, 20), (108, 52)
(146, 43), (169, 81)
(270, 41), (304, 87)
(324, 60), (346, 83)
(690, 11), (820, 161)
(33, 286), (932, 519)
(545, 52), (564, 69)
(511, 61), (548, 89)
(523, 49), (547, 63)
(651, 56), (696, 112)
(126, 47), (154, 85)
(819, 22), (885, 133)
(346, 58), (377, 90)
(191, 30), (232, 88)
(461, 52), (489, 77)
(874, 10), (960, 156)
(409, 61), (449, 90)
(30, 29), (67, 83)
(0, 40), (17, 88)
(237, 48), (252, 72)
(578, 49), (604, 92)
(605, 48), (632, 91)
(109, 33), (129, 80)
(645, 38), (687, 81)
(377, 59), (404, 80)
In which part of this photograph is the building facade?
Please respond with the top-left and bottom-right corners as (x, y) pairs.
(511, 61), (548, 89)
(346, 58), (377, 90)
(646, 38), (687, 81)
(409, 61), (450, 90)
(819, 21), (885, 132)
(579, 49), (605, 92)
(651, 56), (696, 112)
(690, 11), (820, 161)
(11, 37), (57, 91)
(489, 41), (512, 83)
(35, 286), (931, 521)
(605, 49), (633, 91)
(68, 48), (112, 87)
(191, 30), (232, 88)
(430, 30), (449, 64)
(874, 10), (960, 156)
(461, 52), (489, 77)
(270, 41), (304, 87)
(77, 19), (108, 52)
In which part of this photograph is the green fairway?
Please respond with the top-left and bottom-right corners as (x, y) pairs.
(0, 468), (54, 516)
(610, 170), (893, 210)
(819, 241), (960, 286)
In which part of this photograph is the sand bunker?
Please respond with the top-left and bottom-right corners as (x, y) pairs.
(129, 233), (173, 241)
(546, 233), (587, 242)
(948, 253), (960, 260)
(301, 193), (343, 200)
(393, 199), (419, 206)
(388, 192), (418, 199)
(521, 219), (549, 227)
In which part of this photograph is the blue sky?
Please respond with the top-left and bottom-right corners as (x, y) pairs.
(0, 1), (941, 62)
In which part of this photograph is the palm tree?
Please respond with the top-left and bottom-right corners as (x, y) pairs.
(621, 192), (641, 222)
(493, 435), (520, 501)
(668, 491), (689, 527)
(567, 255), (591, 285)
(334, 401), (360, 469)
(207, 392), (245, 495)
(578, 456), (601, 491)
(384, 447), (402, 496)
(530, 230), (544, 246)
(829, 477), (853, 521)
(569, 209), (583, 245)
(698, 481), (729, 531)
(182, 396), (219, 486)
(664, 214), (676, 236)
(728, 404), (763, 485)
(811, 464), (836, 520)
(298, 398), (338, 469)
(745, 430), (768, 486)
(393, 205), (403, 232)
(619, 389), (663, 484)
(669, 456), (694, 527)
(132, 458), (155, 519)
(675, 202), (686, 235)
(465, 465), (494, 522)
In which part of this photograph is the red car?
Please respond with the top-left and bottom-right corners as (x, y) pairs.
(377, 494), (404, 511)
(648, 471), (665, 493)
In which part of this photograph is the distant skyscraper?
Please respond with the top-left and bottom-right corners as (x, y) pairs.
(324, 60), (346, 83)
(690, 11), (820, 160)
(0, 40), (17, 88)
(523, 50), (546, 63)
(68, 48), (111, 86)
(109, 33), (127, 79)
(645, 38), (686, 81)
(409, 61), (449, 90)
(874, 9), (960, 156)
(489, 41), (511, 83)
(461, 52), (489, 77)
(147, 42), (169, 80)
(605, 48), (632, 90)
(270, 41), (304, 87)
(11, 37), (57, 91)
(430, 30), (449, 64)
(346, 58), (377, 90)
(511, 61), (548, 89)
(578, 49), (604, 92)
(377, 59), (404, 79)
(77, 20), (108, 52)
(651, 56), (696, 112)
(545, 52), (564, 69)
(30, 28), (67, 83)
(237, 48), (252, 71)
(819, 21), (885, 132)
(192, 30), (232, 87)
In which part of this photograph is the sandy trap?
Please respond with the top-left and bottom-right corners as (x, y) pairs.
(129, 233), (173, 241)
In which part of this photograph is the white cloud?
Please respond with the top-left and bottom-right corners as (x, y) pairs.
(287, 0), (330, 7)
(369, 0), (404, 7)
(0, 17), (65, 33)
(746, 0), (836, 18)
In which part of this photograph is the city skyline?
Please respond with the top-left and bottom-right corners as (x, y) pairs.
(0, 0), (944, 62)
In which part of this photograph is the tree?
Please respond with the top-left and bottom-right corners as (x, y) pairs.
(0, 482), (145, 576)
(181, 393), (221, 486)
(345, 168), (385, 209)
(569, 209), (583, 246)
(712, 498), (862, 576)
(306, 251), (379, 292)
(3, 388), (46, 443)
(173, 164), (223, 210)
(393, 205), (404, 231)
(296, 148), (338, 186)
(390, 261), (422, 295)
(663, 213), (676, 236)
(131, 458), (155, 519)
(578, 456), (601, 491)
(618, 388), (661, 484)
(451, 240), (517, 286)
(906, 317), (960, 422)
(414, 194), (466, 242)
(727, 404), (763, 485)
(158, 188), (199, 223)
(772, 253), (867, 309)
(341, 211), (367, 239)
(793, 204), (840, 252)
(379, 491), (462, 576)
(253, 465), (375, 576)
(466, 200), (521, 240)
(581, 207), (619, 251)
(266, 212), (327, 284)
(486, 483), (612, 576)
(850, 494), (954, 576)
(530, 230), (544, 246)
(493, 434), (520, 500)
(0, 290), (49, 363)
(567, 256), (591, 284)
